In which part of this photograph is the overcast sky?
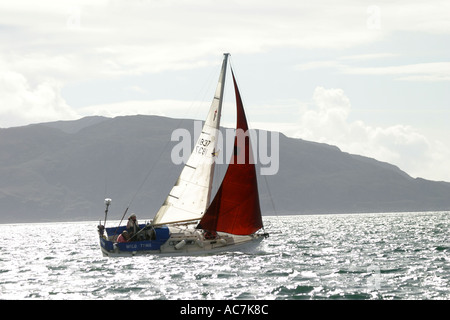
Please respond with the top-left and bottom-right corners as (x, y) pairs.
(1, 0), (449, 182)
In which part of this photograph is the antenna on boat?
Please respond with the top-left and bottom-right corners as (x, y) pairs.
(97, 198), (111, 237)
(104, 198), (112, 225)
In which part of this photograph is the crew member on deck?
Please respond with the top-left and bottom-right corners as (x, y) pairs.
(117, 230), (129, 243)
(127, 214), (140, 240)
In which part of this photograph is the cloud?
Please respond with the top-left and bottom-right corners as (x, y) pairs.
(290, 87), (450, 181)
(380, 1), (450, 34)
(0, 0), (448, 181)
(126, 85), (148, 94)
(339, 53), (399, 61)
(4, 0), (448, 82)
(76, 99), (200, 119)
(0, 70), (78, 127)
(297, 87), (351, 142)
(1, 1), (448, 92)
(296, 59), (450, 82)
(342, 62), (450, 82)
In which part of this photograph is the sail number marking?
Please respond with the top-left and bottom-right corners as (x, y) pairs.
(195, 138), (211, 156)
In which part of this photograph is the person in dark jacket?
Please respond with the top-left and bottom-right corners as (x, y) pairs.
(126, 214), (140, 240)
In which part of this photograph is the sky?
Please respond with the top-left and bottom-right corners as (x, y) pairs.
(0, 0), (449, 182)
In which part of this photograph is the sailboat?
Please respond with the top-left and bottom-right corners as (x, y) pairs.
(98, 53), (269, 256)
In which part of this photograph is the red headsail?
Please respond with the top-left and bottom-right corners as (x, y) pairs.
(197, 70), (263, 235)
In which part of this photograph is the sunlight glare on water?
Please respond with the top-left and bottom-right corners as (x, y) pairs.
(0, 211), (449, 300)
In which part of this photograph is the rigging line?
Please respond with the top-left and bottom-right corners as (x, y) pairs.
(125, 117), (185, 210)
(113, 206), (129, 238)
(230, 56), (278, 231)
(178, 62), (218, 124)
(263, 174), (278, 218)
(229, 57), (258, 145)
(190, 65), (218, 121)
(230, 57), (262, 187)
(122, 60), (224, 214)
(114, 116), (186, 232)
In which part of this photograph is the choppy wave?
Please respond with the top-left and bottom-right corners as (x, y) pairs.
(0, 211), (449, 300)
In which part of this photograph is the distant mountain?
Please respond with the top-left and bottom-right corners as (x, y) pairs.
(1, 115), (449, 223)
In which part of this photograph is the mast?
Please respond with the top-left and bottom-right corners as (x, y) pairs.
(203, 53), (229, 205)
(152, 53), (230, 226)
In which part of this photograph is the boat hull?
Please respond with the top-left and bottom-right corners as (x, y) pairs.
(99, 226), (268, 257)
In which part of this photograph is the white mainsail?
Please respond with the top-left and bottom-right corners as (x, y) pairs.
(152, 53), (229, 226)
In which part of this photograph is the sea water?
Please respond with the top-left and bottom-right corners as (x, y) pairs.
(0, 211), (449, 300)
